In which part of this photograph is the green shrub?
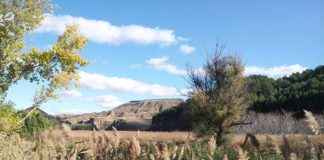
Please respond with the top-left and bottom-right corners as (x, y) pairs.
(106, 119), (152, 131)
(150, 104), (192, 131)
(0, 103), (56, 137)
(19, 110), (55, 137)
(0, 103), (21, 134)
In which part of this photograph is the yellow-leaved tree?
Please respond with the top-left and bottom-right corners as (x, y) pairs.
(0, 0), (87, 133)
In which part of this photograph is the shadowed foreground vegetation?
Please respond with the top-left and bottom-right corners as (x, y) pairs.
(2, 129), (324, 160)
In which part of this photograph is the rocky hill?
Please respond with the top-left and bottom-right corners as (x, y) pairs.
(60, 98), (184, 130)
(112, 98), (184, 118)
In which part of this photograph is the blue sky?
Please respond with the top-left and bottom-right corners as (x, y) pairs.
(7, 0), (323, 114)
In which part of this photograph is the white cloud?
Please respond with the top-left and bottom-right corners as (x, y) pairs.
(146, 56), (186, 76)
(145, 57), (305, 79)
(95, 95), (123, 109)
(36, 14), (178, 45)
(60, 89), (82, 98)
(179, 44), (195, 54)
(179, 88), (192, 97)
(245, 64), (307, 78)
(79, 71), (180, 97)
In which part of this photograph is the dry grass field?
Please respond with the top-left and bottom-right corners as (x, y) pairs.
(3, 129), (324, 159)
(65, 130), (324, 145)
(66, 130), (195, 142)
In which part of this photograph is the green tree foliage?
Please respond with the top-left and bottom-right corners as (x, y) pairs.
(246, 75), (277, 103)
(188, 50), (249, 146)
(0, 0), (87, 101)
(248, 65), (324, 113)
(0, 0), (88, 135)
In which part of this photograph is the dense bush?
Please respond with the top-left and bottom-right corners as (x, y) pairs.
(106, 119), (150, 131)
(150, 103), (192, 131)
(0, 104), (56, 136)
(71, 124), (96, 130)
(19, 109), (56, 137)
(0, 103), (21, 134)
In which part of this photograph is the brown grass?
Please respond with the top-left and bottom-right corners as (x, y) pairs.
(232, 134), (324, 146)
(66, 130), (195, 142)
(65, 130), (324, 145)
(3, 129), (324, 159)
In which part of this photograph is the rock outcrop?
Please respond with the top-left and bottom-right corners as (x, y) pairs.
(111, 98), (184, 119)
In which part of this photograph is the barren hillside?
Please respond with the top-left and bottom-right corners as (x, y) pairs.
(59, 98), (184, 130)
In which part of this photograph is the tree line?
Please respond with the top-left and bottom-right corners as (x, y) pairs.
(248, 65), (324, 113)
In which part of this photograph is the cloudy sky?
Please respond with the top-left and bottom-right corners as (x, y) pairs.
(7, 0), (323, 114)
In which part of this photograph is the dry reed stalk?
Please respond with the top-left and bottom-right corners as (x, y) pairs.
(305, 135), (318, 160)
(110, 130), (120, 149)
(289, 153), (297, 160)
(282, 135), (291, 160)
(223, 154), (229, 160)
(137, 130), (140, 137)
(319, 150), (324, 160)
(171, 145), (178, 159)
(153, 142), (161, 158)
(97, 135), (109, 156)
(177, 146), (184, 160)
(149, 154), (155, 160)
(159, 143), (170, 160)
(309, 146), (317, 160)
(207, 136), (216, 156)
(67, 147), (77, 160)
(112, 126), (118, 136)
(265, 135), (281, 154)
(235, 146), (249, 160)
(304, 110), (320, 135)
(129, 136), (141, 160)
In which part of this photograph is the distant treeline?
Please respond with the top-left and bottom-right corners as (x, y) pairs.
(248, 65), (324, 113)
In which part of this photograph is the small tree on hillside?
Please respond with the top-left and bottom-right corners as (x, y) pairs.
(188, 47), (249, 146)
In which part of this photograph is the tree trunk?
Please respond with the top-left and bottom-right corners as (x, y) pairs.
(216, 127), (224, 146)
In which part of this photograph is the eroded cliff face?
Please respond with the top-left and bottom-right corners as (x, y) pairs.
(111, 99), (184, 118)
(60, 98), (184, 130)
